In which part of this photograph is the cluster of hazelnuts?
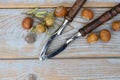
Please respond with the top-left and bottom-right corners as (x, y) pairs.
(55, 7), (119, 44)
(22, 6), (68, 43)
(22, 6), (120, 44)
(81, 8), (120, 44)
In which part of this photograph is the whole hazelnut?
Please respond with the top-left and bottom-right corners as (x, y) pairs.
(100, 29), (111, 42)
(54, 6), (67, 18)
(87, 33), (99, 44)
(112, 21), (120, 31)
(81, 8), (94, 20)
(22, 17), (33, 30)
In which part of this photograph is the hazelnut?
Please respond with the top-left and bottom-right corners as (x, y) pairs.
(112, 21), (120, 31)
(87, 33), (99, 44)
(22, 17), (33, 30)
(36, 24), (46, 34)
(81, 8), (94, 20)
(54, 6), (67, 18)
(100, 29), (111, 42)
(45, 17), (54, 27)
(25, 33), (36, 43)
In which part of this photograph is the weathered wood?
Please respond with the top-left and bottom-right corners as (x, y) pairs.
(0, 0), (120, 80)
(0, 1), (119, 8)
(0, 59), (120, 80)
(0, 8), (120, 59)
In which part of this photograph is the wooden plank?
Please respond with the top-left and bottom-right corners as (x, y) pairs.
(0, 59), (120, 80)
(0, 1), (119, 80)
(0, 1), (119, 8)
(0, 8), (120, 59)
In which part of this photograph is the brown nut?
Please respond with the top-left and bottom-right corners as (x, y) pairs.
(81, 8), (94, 20)
(100, 29), (111, 42)
(22, 17), (33, 30)
(112, 21), (120, 31)
(54, 6), (67, 18)
(87, 32), (99, 44)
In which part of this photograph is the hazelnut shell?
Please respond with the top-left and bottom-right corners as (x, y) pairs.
(81, 9), (94, 20)
(87, 33), (99, 44)
(22, 17), (33, 30)
(112, 21), (120, 31)
(45, 17), (54, 27)
(36, 24), (46, 34)
(100, 29), (111, 42)
(25, 33), (36, 43)
(54, 6), (67, 17)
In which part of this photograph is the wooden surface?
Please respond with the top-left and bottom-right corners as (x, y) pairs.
(1, 59), (120, 80)
(0, 0), (119, 8)
(0, 0), (120, 80)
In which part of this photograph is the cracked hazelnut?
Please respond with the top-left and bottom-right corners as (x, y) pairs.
(100, 29), (111, 42)
(36, 24), (46, 34)
(25, 33), (36, 44)
(44, 14), (54, 27)
(46, 18), (54, 27)
(87, 32), (99, 44)
(54, 6), (67, 17)
(81, 8), (94, 20)
(112, 21), (120, 31)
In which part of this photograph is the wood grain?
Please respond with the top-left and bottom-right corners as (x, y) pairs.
(0, 1), (119, 8)
(0, 59), (120, 80)
(0, 8), (120, 59)
(0, 0), (120, 79)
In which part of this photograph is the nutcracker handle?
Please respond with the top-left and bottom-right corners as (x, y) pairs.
(79, 3), (120, 36)
(65, 0), (87, 22)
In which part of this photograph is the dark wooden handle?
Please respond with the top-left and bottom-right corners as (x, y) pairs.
(65, 0), (86, 22)
(79, 3), (120, 36)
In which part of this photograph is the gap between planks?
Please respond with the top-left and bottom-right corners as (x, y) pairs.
(0, 57), (120, 60)
(0, 2), (118, 9)
(0, 59), (120, 80)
